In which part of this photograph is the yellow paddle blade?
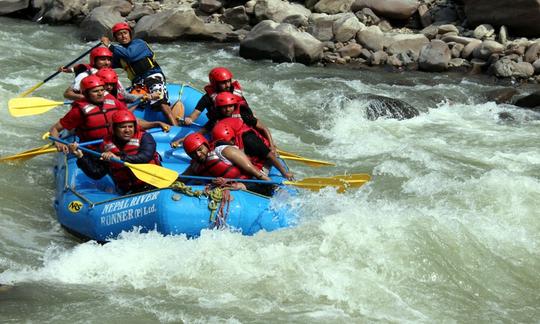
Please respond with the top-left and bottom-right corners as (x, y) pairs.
(0, 145), (56, 162)
(283, 177), (348, 192)
(8, 97), (65, 117)
(125, 162), (178, 188)
(280, 155), (335, 167)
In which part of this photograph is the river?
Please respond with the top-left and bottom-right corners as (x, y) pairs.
(1, 17), (539, 323)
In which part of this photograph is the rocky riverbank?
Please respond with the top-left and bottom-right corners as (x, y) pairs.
(3, 0), (540, 108)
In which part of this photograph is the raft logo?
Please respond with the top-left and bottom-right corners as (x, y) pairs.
(99, 192), (160, 226)
(68, 201), (83, 213)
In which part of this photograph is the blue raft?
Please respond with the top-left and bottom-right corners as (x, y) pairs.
(53, 84), (296, 242)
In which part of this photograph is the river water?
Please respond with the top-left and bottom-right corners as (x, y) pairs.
(1, 17), (539, 323)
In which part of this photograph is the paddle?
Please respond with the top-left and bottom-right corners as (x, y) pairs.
(18, 42), (102, 97)
(49, 136), (178, 189)
(278, 155), (335, 167)
(0, 139), (103, 162)
(178, 174), (363, 192)
(8, 97), (70, 117)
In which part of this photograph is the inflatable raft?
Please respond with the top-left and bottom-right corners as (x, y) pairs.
(53, 84), (296, 242)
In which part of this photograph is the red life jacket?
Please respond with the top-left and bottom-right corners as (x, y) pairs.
(204, 81), (246, 118)
(191, 149), (249, 179)
(102, 130), (161, 193)
(72, 94), (123, 142)
(221, 118), (270, 171)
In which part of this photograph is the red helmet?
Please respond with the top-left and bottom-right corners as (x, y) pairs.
(80, 75), (105, 93)
(209, 67), (233, 86)
(112, 110), (136, 125)
(183, 133), (208, 154)
(214, 92), (238, 107)
(112, 22), (131, 35)
(89, 47), (113, 67)
(96, 68), (118, 84)
(212, 119), (236, 142)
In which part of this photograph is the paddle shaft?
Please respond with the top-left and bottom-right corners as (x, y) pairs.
(179, 174), (281, 186)
(49, 136), (124, 165)
(19, 42), (102, 97)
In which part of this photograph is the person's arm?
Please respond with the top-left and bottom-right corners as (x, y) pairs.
(121, 133), (157, 164)
(76, 154), (109, 180)
(184, 95), (211, 125)
(221, 146), (270, 180)
(64, 87), (85, 101)
(49, 121), (69, 153)
(266, 151), (294, 181)
(137, 118), (169, 131)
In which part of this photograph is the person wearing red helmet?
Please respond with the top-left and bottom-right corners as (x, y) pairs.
(95, 67), (148, 106)
(49, 75), (128, 153)
(171, 90), (276, 154)
(181, 133), (271, 193)
(182, 67), (249, 127)
(100, 22), (180, 126)
(69, 110), (161, 194)
(61, 46), (114, 101)
(212, 118), (294, 181)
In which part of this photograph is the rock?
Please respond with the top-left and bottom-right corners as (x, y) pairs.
(253, 0), (311, 24)
(470, 58), (487, 74)
(437, 24), (459, 35)
(361, 7), (380, 24)
(473, 24), (495, 40)
(39, 0), (86, 23)
(377, 19), (392, 32)
(472, 40), (504, 60)
(464, 0), (540, 37)
(313, 0), (355, 14)
(441, 35), (479, 46)
(461, 39), (482, 59)
(498, 25), (508, 44)
(386, 34), (429, 57)
(491, 59), (534, 78)
(514, 90), (540, 108)
(481, 88), (519, 104)
(282, 14), (309, 28)
(418, 40), (451, 72)
(337, 43), (363, 58)
(199, 0), (222, 14)
(134, 8), (207, 42)
(370, 50), (387, 65)
(359, 48), (372, 60)
(387, 54), (403, 67)
(449, 42), (464, 58)
(356, 25), (387, 52)
(333, 13), (364, 42)
(420, 25), (439, 40)
(239, 20), (324, 65)
(533, 58), (540, 74)
(431, 5), (458, 24)
(524, 42), (540, 63)
(126, 5), (155, 21)
(80, 6), (124, 41)
(308, 14), (335, 41)
(223, 6), (250, 30)
(351, 0), (419, 20)
(417, 4), (432, 28)
(361, 94), (420, 120)
(0, 0), (29, 15)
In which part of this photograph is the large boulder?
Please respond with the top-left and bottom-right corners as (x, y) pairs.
(491, 59), (534, 78)
(253, 0), (311, 24)
(418, 40), (451, 72)
(356, 25), (388, 52)
(240, 20), (324, 65)
(385, 34), (429, 57)
(80, 6), (125, 41)
(39, 0), (86, 23)
(134, 8), (208, 42)
(313, 0), (355, 14)
(351, 0), (419, 20)
(361, 94), (419, 120)
(463, 0), (540, 37)
(333, 13), (365, 42)
(0, 0), (28, 15)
